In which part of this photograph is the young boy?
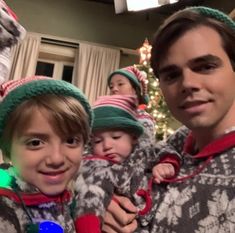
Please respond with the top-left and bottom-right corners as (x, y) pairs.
(0, 76), (92, 233)
(74, 95), (181, 232)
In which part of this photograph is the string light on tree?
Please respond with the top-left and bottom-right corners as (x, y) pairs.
(135, 38), (175, 140)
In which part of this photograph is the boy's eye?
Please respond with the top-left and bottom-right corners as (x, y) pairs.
(25, 138), (42, 148)
(66, 136), (82, 146)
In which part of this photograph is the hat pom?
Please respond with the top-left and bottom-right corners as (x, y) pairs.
(123, 66), (149, 104)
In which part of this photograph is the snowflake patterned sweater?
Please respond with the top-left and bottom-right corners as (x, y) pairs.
(73, 141), (182, 233)
(0, 165), (77, 233)
(138, 126), (235, 233)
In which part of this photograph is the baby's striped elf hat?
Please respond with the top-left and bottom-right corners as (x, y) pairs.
(92, 94), (143, 137)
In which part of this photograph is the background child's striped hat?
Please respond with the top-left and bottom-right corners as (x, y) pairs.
(92, 95), (143, 137)
(107, 66), (149, 105)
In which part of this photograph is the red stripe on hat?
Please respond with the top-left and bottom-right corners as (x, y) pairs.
(0, 76), (51, 100)
(122, 66), (148, 95)
(93, 95), (138, 118)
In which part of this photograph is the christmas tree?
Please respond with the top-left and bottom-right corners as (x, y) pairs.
(135, 39), (176, 140)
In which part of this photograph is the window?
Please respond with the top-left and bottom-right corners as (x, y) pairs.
(35, 42), (76, 83)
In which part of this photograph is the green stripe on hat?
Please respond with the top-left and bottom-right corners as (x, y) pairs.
(187, 6), (235, 31)
(107, 69), (140, 91)
(0, 79), (93, 137)
(93, 106), (143, 137)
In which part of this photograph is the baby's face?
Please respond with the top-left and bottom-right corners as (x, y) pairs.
(92, 129), (137, 163)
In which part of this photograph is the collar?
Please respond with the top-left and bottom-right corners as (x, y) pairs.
(183, 130), (235, 159)
(0, 188), (71, 205)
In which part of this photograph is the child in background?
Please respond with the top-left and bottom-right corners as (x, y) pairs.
(107, 66), (156, 147)
(0, 76), (92, 233)
(74, 95), (181, 232)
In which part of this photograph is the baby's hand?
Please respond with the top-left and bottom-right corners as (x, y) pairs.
(152, 163), (175, 184)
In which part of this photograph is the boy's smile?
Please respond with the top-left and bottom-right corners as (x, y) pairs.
(10, 108), (84, 196)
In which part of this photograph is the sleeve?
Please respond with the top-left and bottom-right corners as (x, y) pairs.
(137, 109), (156, 147)
(74, 214), (101, 233)
(166, 125), (190, 154)
(158, 154), (181, 174)
(0, 197), (20, 233)
(73, 157), (117, 231)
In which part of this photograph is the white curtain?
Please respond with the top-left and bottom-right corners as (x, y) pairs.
(9, 33), (41, 80)
(72, 43), (120, 104)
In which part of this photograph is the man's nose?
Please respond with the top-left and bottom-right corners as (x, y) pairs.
(181, 69), (201, 93)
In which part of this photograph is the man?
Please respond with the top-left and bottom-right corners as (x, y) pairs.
(103, 6), (235, 232)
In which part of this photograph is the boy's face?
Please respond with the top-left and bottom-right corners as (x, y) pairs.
(158, 26), (235, 135)
(92, 130), (137, 163)
(10, 108), (84, 196)
(109, 74), (136, 96)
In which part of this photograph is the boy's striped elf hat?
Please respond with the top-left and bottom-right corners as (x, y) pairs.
(0, 76), (93, 138)
(107, 66), (149, 105)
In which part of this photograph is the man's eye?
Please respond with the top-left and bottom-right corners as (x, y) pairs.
(193, 63), (217, 73)
(112, 135), (121, 140)
(160, 72), (180, 83)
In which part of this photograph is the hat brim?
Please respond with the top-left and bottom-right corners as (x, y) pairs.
(0, 79), (93, 137)
(92, 117), (143, 137)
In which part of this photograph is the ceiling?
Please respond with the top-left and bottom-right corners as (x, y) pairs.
(84, 0), (206, 15)
(86, 0), (114, 4)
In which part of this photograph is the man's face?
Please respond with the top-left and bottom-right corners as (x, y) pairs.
(158, 26), (235, 136)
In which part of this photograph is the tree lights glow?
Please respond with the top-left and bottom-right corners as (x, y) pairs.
(136, 38), (175, 140)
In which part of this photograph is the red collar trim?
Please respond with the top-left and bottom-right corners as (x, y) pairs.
(0, 188), (71, 205)
(183, 131), (235, 158)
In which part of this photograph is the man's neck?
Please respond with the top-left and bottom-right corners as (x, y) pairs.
(192, 125), (235, 150)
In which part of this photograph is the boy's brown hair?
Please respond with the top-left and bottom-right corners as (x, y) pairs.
(1, 94), (90, 158)
(0, 76), (93, 159)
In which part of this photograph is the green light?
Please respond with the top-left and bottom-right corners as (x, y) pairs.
(0, 169), (12, 187)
